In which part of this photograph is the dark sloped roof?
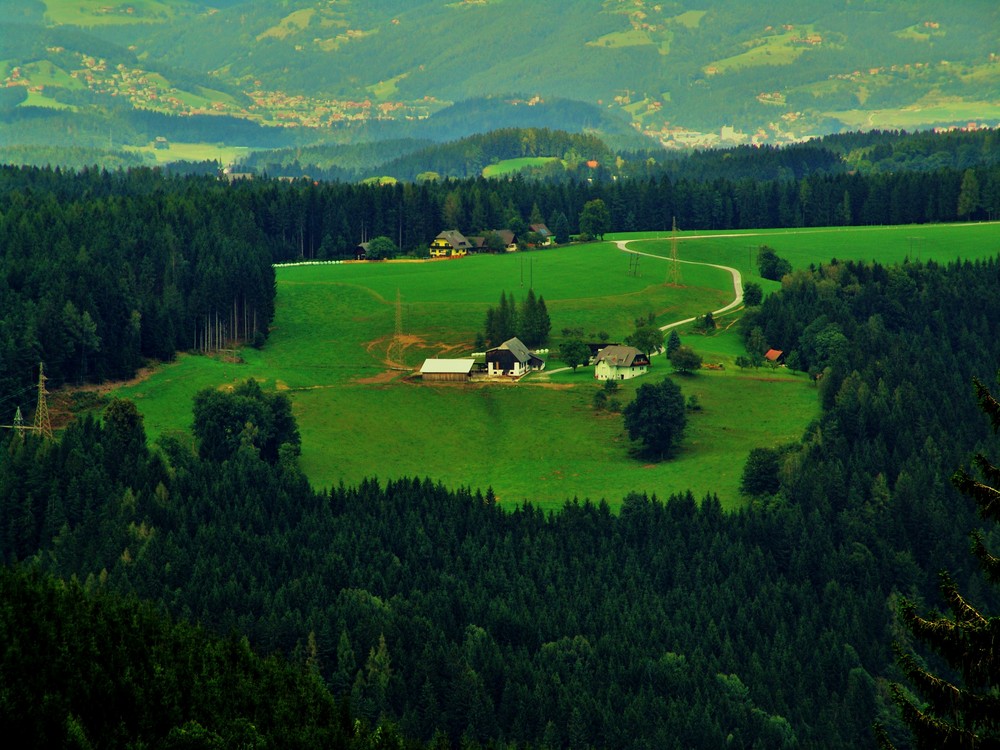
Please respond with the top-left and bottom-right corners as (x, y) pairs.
(595, 345), (648, 367)
(499, 337), (531, 362)
(487, 229), (515, 246)
(487, 337), (541, 363)
(435, 230), (471, 248)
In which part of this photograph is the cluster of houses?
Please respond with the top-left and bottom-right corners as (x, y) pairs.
(419, 337), (546, 381)
(419, 338), (651, 383)
(429, 225), (553, 258)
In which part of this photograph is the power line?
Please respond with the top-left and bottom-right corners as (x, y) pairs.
(667, 217), (682, 285)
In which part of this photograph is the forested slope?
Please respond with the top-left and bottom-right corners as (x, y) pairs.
(0, 566), (407, 749)
(0, 166), (275, 403)
(3, 252), (1000, 747)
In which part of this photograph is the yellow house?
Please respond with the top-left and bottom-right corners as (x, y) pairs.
(430, 230), (471, 258)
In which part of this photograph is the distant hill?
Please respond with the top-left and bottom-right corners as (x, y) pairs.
(2, 1), (999, 160)
(240, 126), (622, 182)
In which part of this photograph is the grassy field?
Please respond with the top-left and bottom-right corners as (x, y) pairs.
(829, 98), (1000, 130)
(42, 0), (179, 26)
(704, 28), (812, 75)
(608, 222), (1000, 280)
(110, 242), (807, 511)
(18, 91), (78, 111)
(587, 30), (655, 50)
(105, 224), (1000, 511)
(122, 143), (253, 165)
(482, 157), (562, 178)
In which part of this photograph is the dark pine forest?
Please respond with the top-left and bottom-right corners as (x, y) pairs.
(2, 128), (1000, 748)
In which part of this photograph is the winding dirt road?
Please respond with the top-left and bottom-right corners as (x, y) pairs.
(613, 239), (744, 332)
(539, 240), (744, 376)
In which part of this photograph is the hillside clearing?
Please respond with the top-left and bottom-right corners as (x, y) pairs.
(106, 224), (1000, 510)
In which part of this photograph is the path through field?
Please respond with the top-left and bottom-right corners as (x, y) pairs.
(615, 239), (744, 332)
(541, 240), (743, 376)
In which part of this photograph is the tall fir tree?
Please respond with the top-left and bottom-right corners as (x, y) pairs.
(517, 289), (550, 347)
(878, 377), (1000, 749)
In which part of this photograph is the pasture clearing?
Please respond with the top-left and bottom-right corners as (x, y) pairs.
(609, 222), (1000, 279)
(482, 157), (562, 178)
(110, 220), (1000, 512)
(704, 28), (813, 75)
(124, 143), (254, 165)
(829, 98), (1000, 131)
(112, 241), (813, 510)
(41, 0), (179, 26)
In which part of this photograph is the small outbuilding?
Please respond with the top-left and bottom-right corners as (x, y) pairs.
(764, 348), (784, 364)
(594, 345), (650, 381)
(420, 358), (475, 382)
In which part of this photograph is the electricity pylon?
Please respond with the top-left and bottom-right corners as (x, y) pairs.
(32, 363), (52, 440)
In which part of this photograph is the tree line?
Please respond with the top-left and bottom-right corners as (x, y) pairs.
(0, 165), (276, 412)
(224, 157), (1000, 263)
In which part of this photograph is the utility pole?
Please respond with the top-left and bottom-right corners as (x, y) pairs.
(395, 289), (403, 339)
(667, 217), (682, 285)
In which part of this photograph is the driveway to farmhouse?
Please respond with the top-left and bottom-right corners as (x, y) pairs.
(541, 239), (744, 376)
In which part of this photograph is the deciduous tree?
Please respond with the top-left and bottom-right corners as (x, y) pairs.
(560, 339), (591, 371)
(743, 282), (763, 307)
(578, 199), (611, 240)
(669, 345), (702, 374)
(757, 246), (792, 281)
(625, 324), (664, 357)
(622, 378), (688, 460)
(365, 235), (399, 261)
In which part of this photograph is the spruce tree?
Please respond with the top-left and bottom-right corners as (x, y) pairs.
(497, 291), (517, 343)
(879, 377), (1000, 749)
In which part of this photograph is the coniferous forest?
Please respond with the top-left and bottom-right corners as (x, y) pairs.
(3, 129), (1000, 747)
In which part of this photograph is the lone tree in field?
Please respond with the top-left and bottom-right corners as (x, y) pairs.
(757, 246), (791, 281)
(193, 379), (300, 466)
(669, 345), (703, 374)
(877, 377), (1000, 749)
(623, 378), (687, 460)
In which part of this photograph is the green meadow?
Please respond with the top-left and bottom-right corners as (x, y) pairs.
(829, 99), (1000, 130)
(482, 157), (562, 178)
(108, 224), (1000, 510)
(704, 28), (811, 74)
(123, 143), (254, 165)
(41, 0), (179, 26)
(609, 222), (1000, 279)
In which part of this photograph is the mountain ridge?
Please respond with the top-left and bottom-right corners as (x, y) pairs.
(2, 1), (999, 158)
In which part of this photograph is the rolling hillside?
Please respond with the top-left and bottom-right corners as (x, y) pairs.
(2, 1), (999, 158)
